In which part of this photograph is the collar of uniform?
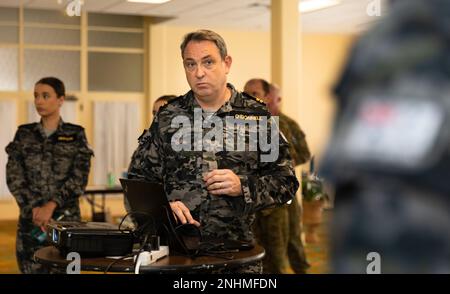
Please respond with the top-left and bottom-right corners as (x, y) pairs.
(216, 83), (239, 116)
(186, 83), (240, 114)
(37, 117), (65, 138)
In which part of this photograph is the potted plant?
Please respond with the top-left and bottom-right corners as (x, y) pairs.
(301, 172), (328, 244)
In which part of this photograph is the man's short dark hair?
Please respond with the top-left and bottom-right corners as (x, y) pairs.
(245, 78), (270, 96)
(180, 29), (228, 60)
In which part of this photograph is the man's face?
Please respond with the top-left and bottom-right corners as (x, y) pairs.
(267, 87), (281, 115)
(244, 81), (269, 103)
(182, 40), (231, 103)
(268, 95), (281, 116)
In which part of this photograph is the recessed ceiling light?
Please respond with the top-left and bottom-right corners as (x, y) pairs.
(127, 0), (172, 3)
(298, 0), (341, 13)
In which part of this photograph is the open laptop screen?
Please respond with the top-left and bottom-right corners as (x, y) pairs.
(120, 178), (202, 255)
(120, 178), (175, 235)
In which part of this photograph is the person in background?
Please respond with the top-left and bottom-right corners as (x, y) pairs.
(5, 77), (93, 274)
(244, 79), (311, 273)
(242, 78), (270, 103)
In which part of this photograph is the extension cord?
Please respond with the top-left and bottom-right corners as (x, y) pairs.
(134, 246), (169, 273)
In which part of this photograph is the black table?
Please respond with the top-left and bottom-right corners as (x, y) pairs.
(34, 245), (265, 273)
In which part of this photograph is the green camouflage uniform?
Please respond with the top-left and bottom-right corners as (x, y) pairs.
(253, 113), (311, 273)
(5, 119), (93, 274)
(128, 84), (299, 273)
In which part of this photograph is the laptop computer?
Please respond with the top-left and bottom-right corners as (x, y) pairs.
(120, 178), (254, 256)
(120, 178), (201, 255)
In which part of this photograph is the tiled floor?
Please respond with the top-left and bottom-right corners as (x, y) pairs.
(0, 220), (19, 274)
(304, 211), (330, 274)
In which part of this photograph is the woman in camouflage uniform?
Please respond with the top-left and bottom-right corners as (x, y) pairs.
(6, 77), (93, 274)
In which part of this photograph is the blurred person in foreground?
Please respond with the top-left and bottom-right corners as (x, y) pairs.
(321, 0), (450, 273)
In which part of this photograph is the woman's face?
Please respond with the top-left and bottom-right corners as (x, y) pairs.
(34, 83), (63, 118)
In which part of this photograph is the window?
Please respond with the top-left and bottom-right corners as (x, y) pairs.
(88, 12), (144, 92)
(0, 7), (147, 199)
(93, 101), (140, 185)
(0, 7), (19, 91)
(25, 27), (80, 46)
(88, 52), (143, 92)
(0, 100), (17, 199)
(24, 49), (80, 91)
(0, 48), (18, 91)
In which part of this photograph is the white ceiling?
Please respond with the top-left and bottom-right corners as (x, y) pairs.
(0, 0), (389, 33)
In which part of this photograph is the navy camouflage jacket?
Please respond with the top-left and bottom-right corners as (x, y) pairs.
(128, 84), (299, 241)
(6, 119), (93, 220)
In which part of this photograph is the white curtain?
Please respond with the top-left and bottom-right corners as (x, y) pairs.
(93, 101), (140, 186)
(0, 100), (17, 199)
(27, 100), (77, 123)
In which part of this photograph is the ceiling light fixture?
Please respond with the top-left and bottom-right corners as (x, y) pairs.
(127, 0), (172, 4)
(298, 0), (341, 13)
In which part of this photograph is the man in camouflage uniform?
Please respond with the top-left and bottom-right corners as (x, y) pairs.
(244, 79), (311, 273)
(322, 0), (450, 273)
(6, 119), (93, 273)
(128, 30), (299, 273)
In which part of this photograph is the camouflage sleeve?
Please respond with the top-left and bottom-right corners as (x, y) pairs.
(290, 122), (311, 166)
(5, 130), (40, 215)
(127, 117), (163, 183)
(125, 118), (164, 218)
(51, 129), (93, 207)
(238, 117), (299, 214)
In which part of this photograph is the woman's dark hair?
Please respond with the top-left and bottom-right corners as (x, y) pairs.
(35, 77), (65, 98)
(155, 95), (177, 104)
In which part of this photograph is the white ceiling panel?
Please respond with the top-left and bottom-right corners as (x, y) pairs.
(0, 0), (391, 33)
(139, 0), (215, 16)
(102, 1), (161, 14)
